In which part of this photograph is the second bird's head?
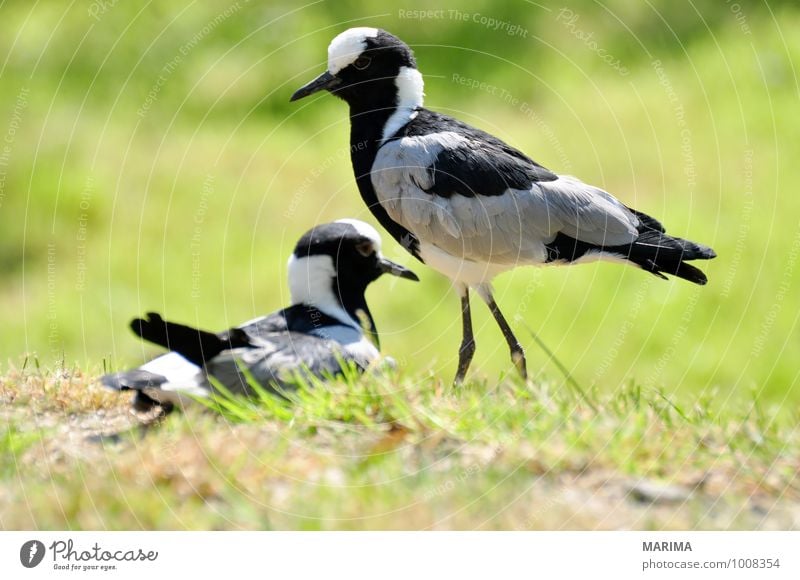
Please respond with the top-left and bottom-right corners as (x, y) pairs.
(290, 28), (422, 110)
(287, 219), (418, 324)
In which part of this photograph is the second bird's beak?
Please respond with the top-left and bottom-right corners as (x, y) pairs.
(290, 71), (341, 101)
(378, 257), (419, 281)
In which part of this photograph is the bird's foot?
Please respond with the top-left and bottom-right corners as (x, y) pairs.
(511, 347), (527, 380)
(454, 338), (476, 386)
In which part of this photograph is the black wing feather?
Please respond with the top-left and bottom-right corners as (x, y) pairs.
(396, 109), (558, 198)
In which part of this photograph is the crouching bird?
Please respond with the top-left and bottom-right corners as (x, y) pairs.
(101, 219), (418, 410)
(291, 27), (716, 384)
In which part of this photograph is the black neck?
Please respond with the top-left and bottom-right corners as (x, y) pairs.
(348, 103), (421, 260)
(287, 293), (380, 349)
(338, 288), (380, 349)
(284, 304), (344, 333)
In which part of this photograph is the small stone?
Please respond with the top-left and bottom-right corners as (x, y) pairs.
(626, 478), (693, 504)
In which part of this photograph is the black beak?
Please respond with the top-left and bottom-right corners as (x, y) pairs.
(378, 257), (419, 281)
(290, 70), (341, 102)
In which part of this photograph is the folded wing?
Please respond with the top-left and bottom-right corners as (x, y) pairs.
(373, 113), (640, 264)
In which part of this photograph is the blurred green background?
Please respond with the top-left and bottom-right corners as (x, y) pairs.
(1, 0), (797, 405)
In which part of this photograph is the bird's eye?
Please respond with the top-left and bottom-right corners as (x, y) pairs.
(353, 56), (371, 70)
(355, 241), (374, 257)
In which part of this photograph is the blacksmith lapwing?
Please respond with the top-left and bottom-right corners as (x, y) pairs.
(291, 28), (717, 384)
(101, 219), (418, 409)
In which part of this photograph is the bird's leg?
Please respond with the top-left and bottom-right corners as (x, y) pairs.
(477, 285), (527, 380)
(454, 285), (476, 385)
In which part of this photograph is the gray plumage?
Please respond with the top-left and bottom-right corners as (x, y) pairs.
(109, 328), (376, 407)
(373, 132), (640, 265)
(100, 219), (417, 408)
(290, 27), (717, 383)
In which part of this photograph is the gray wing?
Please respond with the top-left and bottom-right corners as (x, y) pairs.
(205, 331), (365, 396)
(235, 309), (289, 339)
(372, 131), (640, 263)
(102, 330), (373, 405)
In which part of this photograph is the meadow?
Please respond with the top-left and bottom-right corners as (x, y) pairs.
(1, 0), (798, 529)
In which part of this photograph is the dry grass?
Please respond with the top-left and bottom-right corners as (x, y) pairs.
(1, 365), (798, 530)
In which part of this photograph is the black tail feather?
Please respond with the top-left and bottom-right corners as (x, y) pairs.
(545, 209), (716, 285)
(130, 312), (250, 366)
(625, 227), (716, 285)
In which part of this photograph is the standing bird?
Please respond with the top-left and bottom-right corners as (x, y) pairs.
(101, 219), (418, 410)
(291, 28), (716, 384)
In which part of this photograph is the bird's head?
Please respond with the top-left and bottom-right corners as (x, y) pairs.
(287, 219), (418, 329)
(290, 28), (423, 112)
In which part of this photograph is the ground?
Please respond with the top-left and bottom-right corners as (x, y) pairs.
(2, 365), (797, 530)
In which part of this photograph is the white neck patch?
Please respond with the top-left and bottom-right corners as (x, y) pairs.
(396, 66), (424, 108)
(327, 27), (379, 74)
(286, 254), (360, 330)
(380, 66), (424, 144)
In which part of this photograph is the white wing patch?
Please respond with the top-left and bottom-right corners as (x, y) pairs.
(140, 352), (209, 402)
(141, 351), (201, 386)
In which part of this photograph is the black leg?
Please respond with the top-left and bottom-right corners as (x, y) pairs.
(481, 289), (527, 380)
(454, 287), (476, 385)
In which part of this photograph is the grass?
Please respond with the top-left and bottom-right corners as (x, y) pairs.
(1, 366), (797, 530)
(0, 3), (798, 405)
(1, 2), (799, 530)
